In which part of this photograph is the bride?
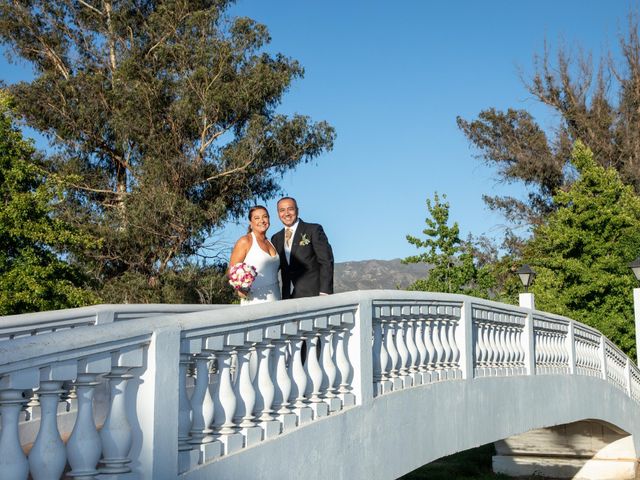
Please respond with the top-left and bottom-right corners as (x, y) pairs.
(229, 205), (281, 305)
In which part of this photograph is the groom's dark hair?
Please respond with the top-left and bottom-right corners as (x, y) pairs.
(277, 196), (298, 211)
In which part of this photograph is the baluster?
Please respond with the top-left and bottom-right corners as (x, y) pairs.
(254, 342), (275, 421)
(505, 327), (516, 373)
(548, 332), (556, 370)
(372, 320), (388, 385)
(304, 334), (324, 403)
(289, 337), (308, 408)
(99, 367), (133, 474)
(423, 317), (436, 380)
(272, 339), (292, 415)
(483, 322), (493, 372)
(516, 326), (525, 372)
(385, 321), (399, 381)
(0, 389), (29, 479)
(533, 330), (542, 371)
(405, 319), (419, 385)
(557, 332), (567, 370)
(213, 348), (237, 435)
(543, 331), (552, 370)
(232, 346), (256, 428)
(414, 317), (427, 375)
(432, 318), (444, 379)
(178, 354), (194, 451)
(491, 323), (502, 371)
(334, 326), (353, 403)
(395, 319), (410, 387)
(439, 316), (452, 372)
(29, 381), (67, 480)
(487, 323), (499, 374)
(473, 321), (484, 374)
(497, 325), (507, 373)
(447, 318), (460, 374)
(189, 352), (215, 445)
(67, 373), (102, 479)
(321, 328), (337, 399)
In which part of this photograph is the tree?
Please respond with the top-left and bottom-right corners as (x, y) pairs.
(524, 142), (640, 357)
(0, 1), (335, 299)
(403, 193), (494, 297)
(457, 14), (640, 233)
(0, 91), (96, 314)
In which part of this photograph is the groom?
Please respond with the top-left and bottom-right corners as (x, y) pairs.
(272, 197), (334, 299)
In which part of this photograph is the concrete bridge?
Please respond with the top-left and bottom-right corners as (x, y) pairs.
(1, 291), (639, 479)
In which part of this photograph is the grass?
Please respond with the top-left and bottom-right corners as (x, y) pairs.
(398, 443), (548, 480)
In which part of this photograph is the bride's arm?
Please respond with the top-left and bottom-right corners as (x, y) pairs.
(229, 235), (251, 269)
(229, 235), (252, 299)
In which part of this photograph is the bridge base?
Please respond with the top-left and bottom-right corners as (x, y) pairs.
(493, 420), (639, 479)
(493, 454), (637, 479)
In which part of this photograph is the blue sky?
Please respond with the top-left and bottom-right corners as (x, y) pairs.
(1, 1), (636, 262)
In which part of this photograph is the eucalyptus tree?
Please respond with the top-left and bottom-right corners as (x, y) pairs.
(0, 0), (335, 299)
(457, 14), (640, 233)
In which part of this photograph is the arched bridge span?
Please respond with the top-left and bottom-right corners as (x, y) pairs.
(1, 291), (639, 479)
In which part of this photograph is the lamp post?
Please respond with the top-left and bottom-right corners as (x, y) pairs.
(517, 264), (536, 309)
(628, 257), (640, 365)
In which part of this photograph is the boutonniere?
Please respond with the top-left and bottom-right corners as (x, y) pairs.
(299, 234), (311, 246)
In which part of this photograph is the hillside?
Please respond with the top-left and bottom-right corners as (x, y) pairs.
(334, 259), (429, 292)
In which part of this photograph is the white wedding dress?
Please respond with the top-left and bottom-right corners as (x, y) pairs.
(241, 232), (281, 305)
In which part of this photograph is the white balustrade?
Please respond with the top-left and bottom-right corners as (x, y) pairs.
(0, 389), (29, 479)
(321, 328), (338, 398)
(385, 321), (399, 379)
(189, 352), (215, 444)
(29, 380), (67, 480)
(405, 319), (419, 376)
(305, 335), (324, 402)
(423, 317), (436, 375)
(334, 326), (352, 396)
(100, 367), (134, 474)
(372, 319), (387, 382)
(254, 343), (276, 421)
(233, 346), (257, 428)
(67, 373), (102, 478)
(395, 319), (410, 381)
(213, 348), (237, 435)
(289, 337), (308, 408)
(272, 339), (292, 414)
(432, 318), (445, 377)
(414, 316), (427, 374)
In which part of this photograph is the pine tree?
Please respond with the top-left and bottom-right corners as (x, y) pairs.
(524, 142), (640, 356)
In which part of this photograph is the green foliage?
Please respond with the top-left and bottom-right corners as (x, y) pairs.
(0, 91), (97, 314)
(99, 264), (236, 305)
(399, 444), (511, 480)
(524, 142), (640, 357)
(404, 193), (494, 297)
(0, 1), (335, 299)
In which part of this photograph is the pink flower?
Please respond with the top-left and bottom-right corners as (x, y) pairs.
(228, 262), (257, 291)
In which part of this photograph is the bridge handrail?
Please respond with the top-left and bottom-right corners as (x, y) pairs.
(0, 303), (235, 340)
(0, 290), (638, 479)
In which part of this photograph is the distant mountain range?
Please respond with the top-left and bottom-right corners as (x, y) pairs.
(334, 259), (430, 293)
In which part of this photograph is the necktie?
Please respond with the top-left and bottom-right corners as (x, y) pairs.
(285, 228), (293, 247)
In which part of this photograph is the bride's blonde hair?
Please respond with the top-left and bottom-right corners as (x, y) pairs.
(247, 205), (269, 233)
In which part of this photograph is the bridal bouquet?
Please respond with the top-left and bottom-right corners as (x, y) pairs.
(228, 262), (258, 292)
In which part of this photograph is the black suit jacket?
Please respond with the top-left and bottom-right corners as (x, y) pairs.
(272, 220), (334, 299)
